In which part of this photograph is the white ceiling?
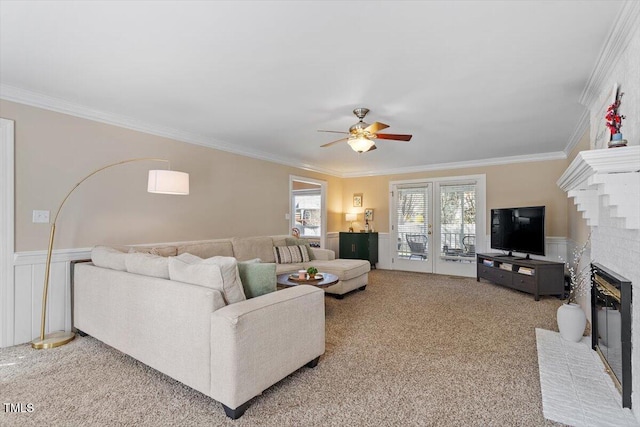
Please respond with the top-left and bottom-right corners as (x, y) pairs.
(0, 1), (625, 177)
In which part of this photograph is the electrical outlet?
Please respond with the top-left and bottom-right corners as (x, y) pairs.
(285, 213), (291, 220)
(32, 210), (50, 224)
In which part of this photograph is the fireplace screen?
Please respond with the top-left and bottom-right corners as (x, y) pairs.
(591, 263), (632, 408)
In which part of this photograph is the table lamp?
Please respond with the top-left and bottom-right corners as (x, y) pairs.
(346, 213), (357, 232)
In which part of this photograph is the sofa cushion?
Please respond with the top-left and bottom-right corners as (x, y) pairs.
(168, 256), (225, 296)
(125, 252), (170, 279)
(237, 261), (277, 299)
(168, 254), (246, 304)
(285, 237), (316, 260)
(128, 245), (178, 257)
(231, 237), (276, 262)
(177, 240), (234, 258)
(203, 256), (246, 304)
(91, 246), (127, 271)
(273, 245), (310, 264)
(271, 235), (291, 247)
(307, 259), (370, 281)
(275, 263), (304, 275)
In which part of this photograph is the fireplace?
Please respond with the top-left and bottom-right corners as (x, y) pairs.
(591, 263), (632, 408)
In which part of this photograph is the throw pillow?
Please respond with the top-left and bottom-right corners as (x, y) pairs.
(273, 245), (310, 264)
(125, 252), (170, 279)
(168, 254), (247, 305)
(237, 261), (277, 299)
(200, 256), (246, 304)
(91, 246), (127, 271)
(285, 237), (316, 260)
(168, 256), (226, 299)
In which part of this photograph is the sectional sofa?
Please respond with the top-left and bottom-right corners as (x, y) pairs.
(73, 235), (370, 418)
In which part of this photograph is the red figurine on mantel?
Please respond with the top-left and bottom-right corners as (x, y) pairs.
(605, 92), (627, 148)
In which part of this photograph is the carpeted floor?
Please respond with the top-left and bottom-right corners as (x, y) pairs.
(1, 270), (565, 426)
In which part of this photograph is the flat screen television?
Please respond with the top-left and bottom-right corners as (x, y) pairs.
(490, 206), (545, 258)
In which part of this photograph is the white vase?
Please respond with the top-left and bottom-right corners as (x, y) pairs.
(557, 303), (587, 342)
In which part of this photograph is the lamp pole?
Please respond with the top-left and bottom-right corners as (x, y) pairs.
(32, 158), (174, 349)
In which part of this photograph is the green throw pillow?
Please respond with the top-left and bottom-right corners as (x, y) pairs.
(285, 237), (316, 260)
(237, 262), (277, 299)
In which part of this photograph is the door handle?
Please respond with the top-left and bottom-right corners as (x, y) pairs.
(352, 244), (355, 252)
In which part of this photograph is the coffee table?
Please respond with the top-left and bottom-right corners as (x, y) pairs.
(277, 272), (339, 288)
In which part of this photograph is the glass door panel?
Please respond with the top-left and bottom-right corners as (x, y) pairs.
(392, 183), (433, 273)
(434, 182), (478, 277)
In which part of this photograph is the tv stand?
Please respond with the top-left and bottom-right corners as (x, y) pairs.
(476, 253), (564, 301)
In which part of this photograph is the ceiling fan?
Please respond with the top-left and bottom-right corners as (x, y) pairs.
(318, 108), (412, 153)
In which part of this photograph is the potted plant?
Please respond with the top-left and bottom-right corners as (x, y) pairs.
(557, 235), (591, 342)
(307, 266), (318, 279)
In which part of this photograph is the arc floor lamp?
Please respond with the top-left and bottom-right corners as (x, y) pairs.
(32, 158), (189, 349)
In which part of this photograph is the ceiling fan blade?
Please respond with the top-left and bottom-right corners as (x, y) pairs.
(365, 144), (378, 152)
(317, 130), (350, 134)
(320, 137), (349, 148)
(374, 133), (413, 141)
(364, 121), (389, 134)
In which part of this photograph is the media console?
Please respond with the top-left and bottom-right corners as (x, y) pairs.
(476, 253), (564, 301)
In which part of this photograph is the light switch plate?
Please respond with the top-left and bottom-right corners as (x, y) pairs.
(32, 210), (50, 224)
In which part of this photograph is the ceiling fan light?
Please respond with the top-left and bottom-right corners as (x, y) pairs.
(348, 136), (375, 153)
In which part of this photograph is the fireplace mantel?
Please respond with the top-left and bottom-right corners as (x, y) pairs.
(557, 146), (640, 229)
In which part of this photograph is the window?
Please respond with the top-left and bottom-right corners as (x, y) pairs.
(293, 189), (321, 237)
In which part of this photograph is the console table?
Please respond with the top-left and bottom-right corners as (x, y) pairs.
(339, 232), (378, 268)
(476, 253), (564, 301)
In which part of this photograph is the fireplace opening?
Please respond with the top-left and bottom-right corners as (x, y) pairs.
(591, 263), (632, 408)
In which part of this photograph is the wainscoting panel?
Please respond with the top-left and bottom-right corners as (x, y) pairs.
(377, 233), (391, 270)
(326, 232), (339, 256)
(9, 249), (90, 347)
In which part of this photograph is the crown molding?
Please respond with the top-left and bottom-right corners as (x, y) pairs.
(578, 1), (640, 109)
(0, 84), (344, 177)
(340, 151), (568, 178)
(564, 109), (590, 156)
(2, 84), (572, 179)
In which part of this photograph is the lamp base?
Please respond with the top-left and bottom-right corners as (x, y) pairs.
(31, 331), (75, 349)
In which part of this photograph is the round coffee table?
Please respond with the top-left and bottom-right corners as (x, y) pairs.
(277, 272), (339, 288)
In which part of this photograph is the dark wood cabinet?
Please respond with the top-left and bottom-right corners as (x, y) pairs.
(339, 232), (378, 268)
(476, 253), (564, 301)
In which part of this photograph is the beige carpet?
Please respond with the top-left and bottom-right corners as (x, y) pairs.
(1, 270), (564, 426)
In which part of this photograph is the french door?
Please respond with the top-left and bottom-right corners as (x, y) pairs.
(391, 183), (434, 273)
(390, 176), (485, 277)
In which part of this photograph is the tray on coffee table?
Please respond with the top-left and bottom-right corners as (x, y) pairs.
(277, 273), (339, 288)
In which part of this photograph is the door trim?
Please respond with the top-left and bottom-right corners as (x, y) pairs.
(289, 175), (327, 248)
(389, 174), (486, 276)
(1, 118), (15, 347)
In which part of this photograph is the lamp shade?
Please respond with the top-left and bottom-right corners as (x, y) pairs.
(345, 213), (357, 222)
(147, 170), (190, 195)
(347, 136), (375, 153)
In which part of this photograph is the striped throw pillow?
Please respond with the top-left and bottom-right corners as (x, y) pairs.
(273, 245), (310, 264)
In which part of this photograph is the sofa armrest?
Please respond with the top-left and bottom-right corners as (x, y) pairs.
(310, 247), (335, 260)
(209, 285), (325, 409)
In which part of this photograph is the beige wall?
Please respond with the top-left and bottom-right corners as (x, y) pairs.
(341, 160), (571, 237)
(2, 100), (342, 251)
(566, 130), (590, 245)
(4, 99), (580, 251)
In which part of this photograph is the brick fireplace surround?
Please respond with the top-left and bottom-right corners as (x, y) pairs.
(558, 145), (640, 412)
